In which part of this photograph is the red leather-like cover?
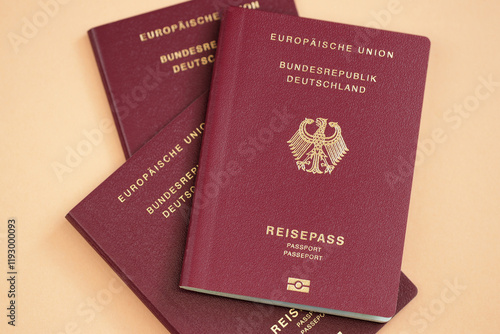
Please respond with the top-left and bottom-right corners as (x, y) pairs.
(88, 0), (298, 159)
(67, 92), (417, 333)
(181, 8), (430, 321)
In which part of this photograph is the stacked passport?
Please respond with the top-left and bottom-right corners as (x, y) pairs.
(68, 1), (430, 333)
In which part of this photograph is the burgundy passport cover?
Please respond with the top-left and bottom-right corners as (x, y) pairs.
(181, 8), (430, 322)
(88, 0), (298, 158)
(67, 92), (417, 333)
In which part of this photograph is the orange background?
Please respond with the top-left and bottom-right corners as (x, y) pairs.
(1, 0), (499, 333)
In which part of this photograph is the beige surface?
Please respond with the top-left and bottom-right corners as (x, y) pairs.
(1, 0), (499, 333)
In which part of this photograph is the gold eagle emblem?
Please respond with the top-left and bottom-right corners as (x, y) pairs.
(287, 118), (348, 174)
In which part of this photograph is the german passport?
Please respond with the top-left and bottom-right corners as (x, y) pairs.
(67, 93), (418, 333)
(88, 0), (298, 158)
(181, 7), (430, 323)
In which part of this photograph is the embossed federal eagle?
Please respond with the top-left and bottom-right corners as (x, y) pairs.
(288, 118), (348, 174)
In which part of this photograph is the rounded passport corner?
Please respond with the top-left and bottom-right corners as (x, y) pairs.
(421, 36), (431, 50)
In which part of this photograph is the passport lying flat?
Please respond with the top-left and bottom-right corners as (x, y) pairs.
(67, 93), (417, 333)
(181, 8), (430, 323)
(88, 0), (298, 158)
